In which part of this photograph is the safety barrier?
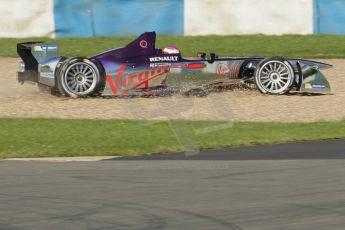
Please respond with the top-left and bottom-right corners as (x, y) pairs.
(0, 0), (343, 37)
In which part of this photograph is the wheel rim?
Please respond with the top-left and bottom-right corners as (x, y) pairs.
(63, 62), (98, 95)
(257, 60), (293, 94)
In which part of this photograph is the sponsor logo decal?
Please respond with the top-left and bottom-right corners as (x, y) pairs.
(311, 84), (326, 89)
(149, 56), (178, 62)
(33, 45), (58, 52)
(46, 45), (58, 51)
(106, 64), (169, 95)
(150, 63), (171, 67)
(140, 40), (148, 48)
(305, 83), (326, 89)
(171, 63), (184, 68)
(33, 45), (43, 51)
(183, 63), (206, 69)
(216, 63), (240, 77)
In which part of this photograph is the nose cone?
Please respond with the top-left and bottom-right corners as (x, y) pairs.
(298, 60), (333, 69)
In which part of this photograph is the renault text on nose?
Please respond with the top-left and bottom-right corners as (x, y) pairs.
(149, 56), (178, 62)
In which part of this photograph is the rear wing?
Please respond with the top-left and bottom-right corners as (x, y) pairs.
(17, 42), (59, 83)
(17, 42), (58, 64)
(17, 42), (43, 72)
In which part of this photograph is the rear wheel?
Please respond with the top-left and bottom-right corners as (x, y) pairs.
(254, 57), (295, 94)
(57, 58), (102, 97)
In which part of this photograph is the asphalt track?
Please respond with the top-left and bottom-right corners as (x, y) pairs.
(1, 140), (345, 229)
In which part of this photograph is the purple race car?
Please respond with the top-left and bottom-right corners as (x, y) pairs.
(17, 31), (332, 97)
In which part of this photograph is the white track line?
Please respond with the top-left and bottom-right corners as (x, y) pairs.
(2, 156), (120, 162)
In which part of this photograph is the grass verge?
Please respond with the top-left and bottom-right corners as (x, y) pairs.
(0, 118), (345, 158)
(2, 34), (345, 58)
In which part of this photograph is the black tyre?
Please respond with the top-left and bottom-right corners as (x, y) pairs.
(57, 57), (102, 97)
(254, 57), (295, 95)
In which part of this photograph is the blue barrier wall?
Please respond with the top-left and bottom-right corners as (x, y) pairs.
(314, 0), (345, 35)
(54, 0), (184, 37)
(4, 0), (345, 38)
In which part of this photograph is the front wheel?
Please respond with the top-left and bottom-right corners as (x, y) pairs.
(254, 57), (295, 95)
(57, 58), (102, 97)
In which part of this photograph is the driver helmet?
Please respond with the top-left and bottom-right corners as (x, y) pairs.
(163, 45), (180, 54)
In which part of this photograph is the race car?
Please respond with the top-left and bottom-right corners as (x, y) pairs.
(17, 31), (332, 97)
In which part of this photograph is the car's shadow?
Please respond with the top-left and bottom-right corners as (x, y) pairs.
(286, 92), (331, 96)
(84, 84), (331, 99)
(209, 85), (331, 97)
